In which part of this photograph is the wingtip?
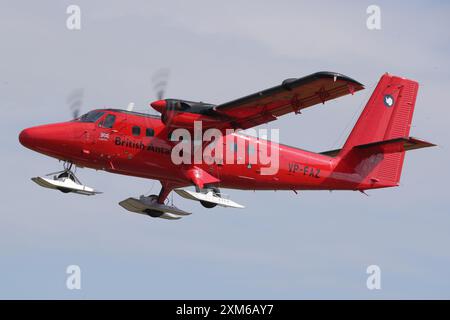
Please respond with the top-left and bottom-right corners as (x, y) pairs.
(315, 71), (364, 88)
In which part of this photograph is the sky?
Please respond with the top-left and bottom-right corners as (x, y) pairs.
(1, 0), (449, 299)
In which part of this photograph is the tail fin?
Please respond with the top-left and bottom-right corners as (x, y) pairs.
(336, 73), (435, 188)
(343, 73), (418, 149)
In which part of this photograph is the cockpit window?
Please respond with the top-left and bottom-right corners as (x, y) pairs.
(78, 111), (105, 123)
(99, 114), (116, 128)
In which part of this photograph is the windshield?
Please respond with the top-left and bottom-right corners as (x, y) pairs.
(77, 111), (105, 123)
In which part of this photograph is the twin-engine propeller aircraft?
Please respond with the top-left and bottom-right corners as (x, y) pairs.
(19, 72), (435, 220)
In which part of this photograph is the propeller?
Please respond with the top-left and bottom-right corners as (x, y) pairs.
(150, 68), (177, 129)
(127, 68), (170, 113)
(67, 88), (84, 119)
(152, 68), (170, 100)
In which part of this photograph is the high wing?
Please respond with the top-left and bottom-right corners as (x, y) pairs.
(213, 71), (364, 130)
(149, 71), (364, 131)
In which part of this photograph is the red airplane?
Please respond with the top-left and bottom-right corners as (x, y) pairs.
(19, 72), (435, 219)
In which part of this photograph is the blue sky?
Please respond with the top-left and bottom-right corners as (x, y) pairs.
(1, 0), (449, 299)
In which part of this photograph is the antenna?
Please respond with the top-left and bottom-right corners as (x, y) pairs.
(127, 102), (135, 111)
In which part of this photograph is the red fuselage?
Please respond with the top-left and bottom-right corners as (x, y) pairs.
(18, 108), (378, 192)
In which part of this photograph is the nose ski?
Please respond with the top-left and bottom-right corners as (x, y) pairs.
(31, 164), (101, 196)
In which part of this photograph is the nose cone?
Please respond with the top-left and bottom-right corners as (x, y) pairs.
(150, 99), (166, 113)
(19, 127), (37, 149)
(19, 123), (74, 154)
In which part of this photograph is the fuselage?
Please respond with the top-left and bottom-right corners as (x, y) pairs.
(18, 108), (371, 191)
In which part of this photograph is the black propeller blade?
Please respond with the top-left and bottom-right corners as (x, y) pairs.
(67, 88), (84, 119)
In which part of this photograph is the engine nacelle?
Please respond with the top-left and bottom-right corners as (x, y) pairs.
(150, 99), (167, 113)
(150, 99), (223, 129)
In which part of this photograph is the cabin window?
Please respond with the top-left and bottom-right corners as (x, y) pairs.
(132, 126), (141, 136)
(99, 114), (116, 129)
(146, 128), (154, 137)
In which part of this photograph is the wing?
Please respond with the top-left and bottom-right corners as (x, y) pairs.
(213, 71), (364, 130)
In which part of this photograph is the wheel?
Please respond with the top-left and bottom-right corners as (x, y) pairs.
(57, 171), (76, 182)
(144, 209), (163, 218)
(57, 172), (69, 179)
(200, 187), (220, 209)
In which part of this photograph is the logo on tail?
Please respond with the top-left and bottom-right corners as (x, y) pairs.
(383, 94), (394, 107)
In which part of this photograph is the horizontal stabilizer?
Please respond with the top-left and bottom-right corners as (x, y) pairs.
(321, 137), (435, 157)
(320, 148), (341, 157)
(354, 137), (436, 154)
